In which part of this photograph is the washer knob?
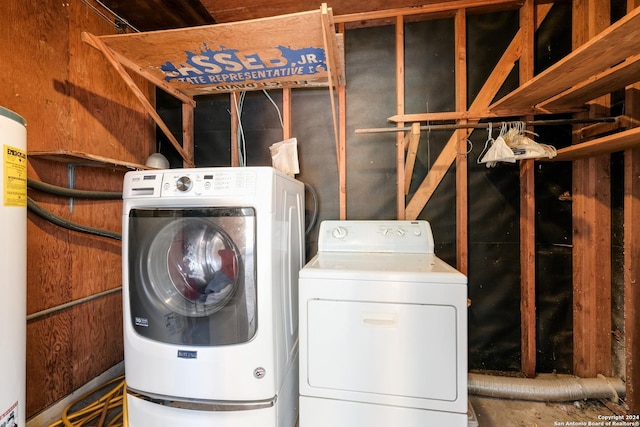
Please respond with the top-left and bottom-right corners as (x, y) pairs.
(176, 176), (192, 192)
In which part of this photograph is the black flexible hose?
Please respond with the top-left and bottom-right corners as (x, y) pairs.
(304, 182), (319, 236)
(27, 177), (122, 199)
(27, 197), (122, 241)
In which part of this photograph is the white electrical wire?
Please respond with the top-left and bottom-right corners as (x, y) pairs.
(81, 0), (140, 33)
(262, 90), (284, 129)
(232, 92), (247, 166)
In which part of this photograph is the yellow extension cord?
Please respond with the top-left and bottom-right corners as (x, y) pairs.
(48, 375), (129, 427)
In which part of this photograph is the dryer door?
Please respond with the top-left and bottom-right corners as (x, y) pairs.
(127, 207), (256, 346)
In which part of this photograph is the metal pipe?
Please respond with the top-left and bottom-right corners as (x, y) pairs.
(468, 373), (624, 403)
(355, 117), (618, 134)
(26, 287), (122, 322)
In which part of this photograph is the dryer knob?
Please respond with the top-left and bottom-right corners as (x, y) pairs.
(332, 226), (348, 239)
(176, 176), (193, 192)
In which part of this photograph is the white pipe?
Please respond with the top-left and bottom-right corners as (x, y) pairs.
(468, 373), (624, 402)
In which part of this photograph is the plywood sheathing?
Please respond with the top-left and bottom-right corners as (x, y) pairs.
(81, 32), (195, 167)
(83, 4), (346, 171)
(88, 9), (345, 95)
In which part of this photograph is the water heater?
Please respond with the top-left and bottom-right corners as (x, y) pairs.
(0, 106), (27, 427)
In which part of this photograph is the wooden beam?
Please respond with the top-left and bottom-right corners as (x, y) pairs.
(81, 32), (194, 167)
(572, 0), (612, 378)
(182, 103), (194, 168)
(230, 92), (239, 167)
(334, 0), (521, 25)
(624, 148), (640, 412)
(283, 88), (292, 140)
(455, 8), (469, 276)
(337, 23), (347, 220)
(624, 0), (640, 412)
(404, 123), (421, 195)
(519, 0), (536, 379)
(396, 15), (406, 219)
(388, 110), (490, 123)
(552, 126), (640, 161)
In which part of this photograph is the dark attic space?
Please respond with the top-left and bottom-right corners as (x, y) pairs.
(1, 0), (639, 426)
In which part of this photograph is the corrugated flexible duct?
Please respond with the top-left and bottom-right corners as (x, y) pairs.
(468, 373), (624, 402)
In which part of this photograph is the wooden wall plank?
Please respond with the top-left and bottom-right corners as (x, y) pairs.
(624, 146), (640, 412)
(0, 0), (156, 418)
(624, 0), (640, 412)
(572, 0), (613, 378)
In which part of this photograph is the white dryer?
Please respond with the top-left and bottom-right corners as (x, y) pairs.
(299, 220), (468, 427)
(122, 167), (304, 427)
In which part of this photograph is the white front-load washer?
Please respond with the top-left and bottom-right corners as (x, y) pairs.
(299, 220), (468, 427)
(122, 166), (304, 427)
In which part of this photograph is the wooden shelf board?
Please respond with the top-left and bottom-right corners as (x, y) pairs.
(28, 150), (150, 171)
(550, 126), (640, 161)
(540, 52), (640, 111)
(489, 4), (640, 112)
(91, 6), (345, 96)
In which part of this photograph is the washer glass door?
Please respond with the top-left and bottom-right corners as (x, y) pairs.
(128, 207), (256, 346)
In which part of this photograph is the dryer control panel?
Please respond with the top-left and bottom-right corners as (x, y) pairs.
(318, 220), (435, 254)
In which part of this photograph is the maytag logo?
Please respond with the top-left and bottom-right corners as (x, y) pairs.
(177, 350), (197, 359)
(134, 317), (148, 327)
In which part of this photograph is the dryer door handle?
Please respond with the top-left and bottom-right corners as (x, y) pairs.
(362, 312), (397, 328)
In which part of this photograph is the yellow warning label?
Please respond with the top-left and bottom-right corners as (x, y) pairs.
(4, 144), (27, 207)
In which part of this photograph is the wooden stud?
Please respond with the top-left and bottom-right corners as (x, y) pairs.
(454, 8), (469, 275)
(625, 0), (640, 412)
(519, 0), (536, 379)
(337, 23), (347, 220)
(624, 147), (640, 412)
(282, 88), (292, 140)
(404, 123), (420, 196)
(182, 103), (194, 168)
(396, 15), (406, 219)
(230, 92), (239, 167)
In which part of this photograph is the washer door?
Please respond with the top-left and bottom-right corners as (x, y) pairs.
(148, 218), (238, 317)
(128, 208), (256, 346)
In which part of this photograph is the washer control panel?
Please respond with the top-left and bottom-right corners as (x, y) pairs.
(318, 220), (434, 254)
(123, 169), (258, 198)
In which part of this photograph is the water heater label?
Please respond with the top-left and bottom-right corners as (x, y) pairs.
(0, 400), (19, 427)
(3, 144), (27, 207)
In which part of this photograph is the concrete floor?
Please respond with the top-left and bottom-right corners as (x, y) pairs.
(469, 395), (628, 427)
